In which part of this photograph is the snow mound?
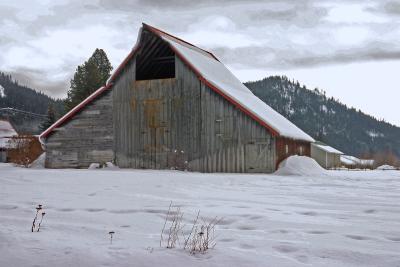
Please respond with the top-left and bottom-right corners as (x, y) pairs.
(88, 162), (119, 170)
(376, 165), (398, 171)
(29, 153), (45, 169)
(274, 155), (327, 176)
(88, 163), (100, 169)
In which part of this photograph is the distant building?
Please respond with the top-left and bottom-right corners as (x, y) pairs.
(0, 119), (18, 162)
(311, 142), (343, 169)
(340, 155), (374, 169)
(40, 23), (314, 172)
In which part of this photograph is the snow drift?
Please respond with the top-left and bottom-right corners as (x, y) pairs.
(376, 165), (398, 170)
(274, 155), (327, 176)
(29, 153), (45, 169)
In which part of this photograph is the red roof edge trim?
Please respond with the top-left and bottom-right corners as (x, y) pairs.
(39, 84), (112, 139)
(145, 26), (280, 137)
(143, 23), (220, 62)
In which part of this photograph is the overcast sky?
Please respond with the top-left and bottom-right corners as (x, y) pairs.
(0, 0), (399, 126)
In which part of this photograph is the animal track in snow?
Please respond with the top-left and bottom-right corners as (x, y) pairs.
(85, 208), (105, 212)
(345, 234), (371, 241)
(306, 230), (330, 235)
(273, 244), (299, 253)
(298, 211), (318, 216)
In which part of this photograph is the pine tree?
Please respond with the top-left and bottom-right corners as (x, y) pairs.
(39, 104), (56, 132)
(65, 49), (113, 111)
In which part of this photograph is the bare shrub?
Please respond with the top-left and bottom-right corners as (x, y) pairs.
(184, 213), (221, 254)
(7, 135), (43, 167)
(168, 149), (188, 171)
(160, 203), (221, 255)
(373, 150), (400, 168)
(160, 202), (185, 249)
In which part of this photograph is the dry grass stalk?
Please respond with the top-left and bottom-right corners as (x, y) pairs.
(160, 202), (185, 249)
(185, 214), (221, 254)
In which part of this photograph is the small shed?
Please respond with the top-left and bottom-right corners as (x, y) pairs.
(340, 155), (374, 169)
(0, 119), (18, 162)
(40, 23), (314, 172)
(311, 142), (343, 169)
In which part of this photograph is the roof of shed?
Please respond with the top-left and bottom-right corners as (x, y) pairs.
(312, 143), (343, 154)
(40, 23), (314, 142)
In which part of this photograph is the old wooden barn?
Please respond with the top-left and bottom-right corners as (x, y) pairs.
(40, 24), (314, 173)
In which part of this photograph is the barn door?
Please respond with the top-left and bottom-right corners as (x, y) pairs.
(135, 79), (174, 169)
(245, 143), (270, 173)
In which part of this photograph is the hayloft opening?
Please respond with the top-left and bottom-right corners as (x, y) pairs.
(136, 34), (175, 81)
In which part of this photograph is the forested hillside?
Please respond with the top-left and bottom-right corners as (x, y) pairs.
(0, 72), (64, 134)
(245, 76), (400, 158)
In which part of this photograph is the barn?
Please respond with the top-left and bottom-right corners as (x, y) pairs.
(40, 23), (314, 173)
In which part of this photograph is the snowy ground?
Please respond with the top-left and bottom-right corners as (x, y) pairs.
(0, 164), (399, 267)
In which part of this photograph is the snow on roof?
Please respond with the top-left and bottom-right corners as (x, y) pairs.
(40, 23), (314, 142)
(340, 155), (374, 166)
(312, 143), (343, 154)
(152, 26), (314, 142)
(0, 119), (17, 148)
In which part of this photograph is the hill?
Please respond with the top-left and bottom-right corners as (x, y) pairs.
(0, 72), (64, 134)
(245, 76), (400, 158)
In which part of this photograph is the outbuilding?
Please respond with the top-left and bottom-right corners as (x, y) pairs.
(0, 119), (18, 162)
(40, 24), (314, 172)
(311, 142), (343, 169)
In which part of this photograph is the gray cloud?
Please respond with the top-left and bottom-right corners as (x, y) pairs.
(213, 41), (400, 69)
(0, 0), (400, 98)
(382, 1), (400, 15)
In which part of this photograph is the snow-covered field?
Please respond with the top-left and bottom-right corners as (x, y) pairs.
(1, 163), (399, 267)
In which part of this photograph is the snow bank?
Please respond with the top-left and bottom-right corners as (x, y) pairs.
(274, 155), (327, 176)
(29, 153), (45, 169)
(1, 165), (400, 266)
(376, 165), (398, 170)
(88, 162), (119, 170)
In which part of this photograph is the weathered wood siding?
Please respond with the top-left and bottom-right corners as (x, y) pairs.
(275, 137), (311, 168)
(113, 52), (276, 172)
(44, 90), (114, 168)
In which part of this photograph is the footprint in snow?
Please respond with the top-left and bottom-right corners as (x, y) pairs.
(0, 204), (18, 210)
(298, 211), (318, 216)
(219, 238), (234, 243)
(237, 225), (257, 230)
(345, 234), (371, 241)
(273, 244), (299, 253)
(306, 230), (330, 235)
(85, 208), (105, 212)
(57, 208), (75, 212)
(364, 209), (376, 214)
(386, 237), (400, 242)
(239, 243), (256, 249)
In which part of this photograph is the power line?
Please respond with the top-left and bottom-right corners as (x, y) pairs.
(0, 107), (47, 118)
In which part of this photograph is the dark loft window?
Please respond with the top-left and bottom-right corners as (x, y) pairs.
(136, 39), (175, 80)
